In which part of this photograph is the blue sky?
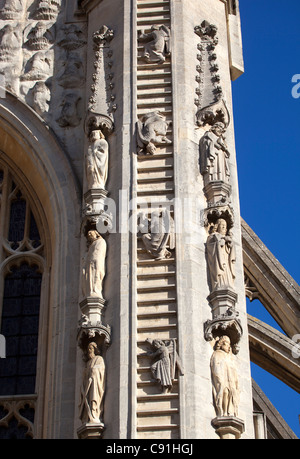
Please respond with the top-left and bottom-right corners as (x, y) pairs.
(232, 0), (300, 437)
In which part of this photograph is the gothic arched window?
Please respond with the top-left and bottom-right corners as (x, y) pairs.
(0, 163), (45, 439)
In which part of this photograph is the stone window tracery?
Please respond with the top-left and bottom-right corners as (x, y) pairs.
(0, 162), (45, 439)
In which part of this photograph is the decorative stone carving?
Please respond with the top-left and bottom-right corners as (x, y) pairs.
(85, 111), (114, 139)
(194, 21), (222, 110)
(0, 24), (21, 62)
(32, 0), (61, 20)
(24, 22), (55, 51)
(57, 51), (84, 88)
(143, 338), (183, 393)
(138, 208), (175, 260)
(200, 122), (230, 185)
(204, 308), (242, 355)
(136, 111), (172, 155)
(27, 81), (51, 116)
(196, 98), (230, 129)
(56, 92), (82, 127)
(206, 218), (236, 292)
(78, 342), (105, 426)
(210, 335), (240, 418)
(0, 0), (24, 20)
(21, 51), (52, 81)
(82, 230), (106, 300)
(138, 25), (170, 64)
(85, 129), (108, 191)
(88, 25), (116, 119)
(57, 23), (86, 50)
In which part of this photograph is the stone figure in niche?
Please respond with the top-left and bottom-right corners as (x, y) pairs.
(138, 209), (175, 260)
(57, 51), (84, 88)
(28, 81), (51, 116)
(206, 218), (236, 292)
(143, 339), (183, 394)
(21, 51), (52, 81)
(0, 0), (23, 19)
(79, 341), (105, 425)
(0, 24), (21, 61)
(137, 111), (171, 155)
(199, 122), (230, 184)
(210, 335), (240, 417)
(138, 25), (170, 64)
(82, 230), (106, 299)
(56, 92), (82, 127)
(85, 130), (108, 191)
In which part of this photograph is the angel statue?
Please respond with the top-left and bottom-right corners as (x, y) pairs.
(138, 25), (170, 64)
(136, 111), (172, 155)
(138, 208), (175, 260)
(142, 338), (184, 393)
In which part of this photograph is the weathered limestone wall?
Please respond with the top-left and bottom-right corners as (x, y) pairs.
(0, 0), (255, 439)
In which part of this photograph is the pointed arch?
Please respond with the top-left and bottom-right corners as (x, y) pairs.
(0, 91), (82, 438)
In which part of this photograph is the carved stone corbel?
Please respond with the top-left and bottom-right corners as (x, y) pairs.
(204, 307), (243, 355)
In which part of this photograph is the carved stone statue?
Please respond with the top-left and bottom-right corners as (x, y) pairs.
(21, 51), (52, 81)
(143, 338), (183, 393)
(138, 25), (170, 64)
(82, 230), (106, 299)
(85, 130), (108, 191)
(79, 341), (105, 425)
(29, 81), (51, 116)
(210, 335), (240, 417)
(57, 51), (84, 88)
(138, 209), (175, 260)
(56, 92), (82, 128)
(0, 24), (21, 62)
(137, 111), (171, 155)
(199, 122), (230, 184)
(206, 218), (236, 292)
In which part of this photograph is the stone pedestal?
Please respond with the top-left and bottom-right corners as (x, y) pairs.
(203, 181), (232, 207)
(77, 422), (104, 439)
(212, 416), (245, 439)
(80, 297), (106, 325)
(208, 288), (238, 318)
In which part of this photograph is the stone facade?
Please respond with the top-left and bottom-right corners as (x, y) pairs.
(0, 0), (298, 440)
